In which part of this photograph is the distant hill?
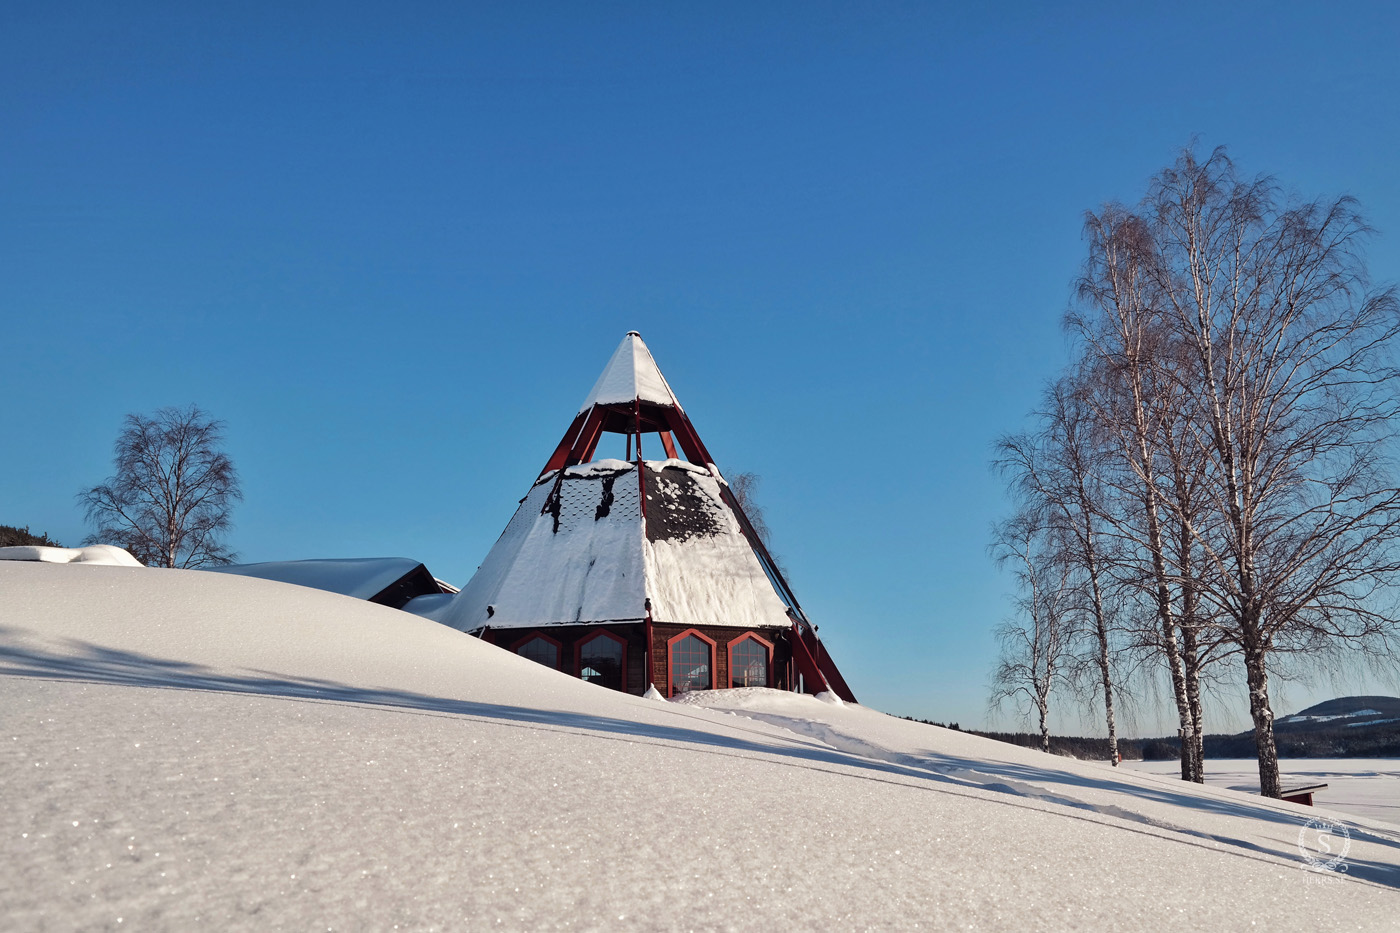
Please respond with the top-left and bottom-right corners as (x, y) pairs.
(948, 695), (1400, 761)
(1274, 695), (1400, 731)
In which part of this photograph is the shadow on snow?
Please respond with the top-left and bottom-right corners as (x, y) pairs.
(1, 627), (1396, 890)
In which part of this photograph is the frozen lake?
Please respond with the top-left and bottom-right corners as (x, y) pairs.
(1124, 758), (1400, 825)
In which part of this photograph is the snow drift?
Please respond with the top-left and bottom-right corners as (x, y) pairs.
(2, 562), (1398, 931)
(0, 544), (142, 566)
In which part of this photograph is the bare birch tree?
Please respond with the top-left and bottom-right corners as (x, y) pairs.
(730, 472), (773, 546)
(80, 405), (242, 568)
(990, 509), (1078, 753)
(997, 376), (1122, 763)
(997, 146), (1400, 793)
(1139, 148), (1400, 797)
(1071, 206), (1205, 781)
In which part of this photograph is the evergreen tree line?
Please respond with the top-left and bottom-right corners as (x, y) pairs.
(990, 147), (1400, 797)
(0, 524), (63, 548)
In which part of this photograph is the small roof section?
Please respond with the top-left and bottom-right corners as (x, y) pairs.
(206, 558), (428, 602)
(578, 331), (682, 413)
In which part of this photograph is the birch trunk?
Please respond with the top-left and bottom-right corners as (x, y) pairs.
(1241, 626), (1281, 798)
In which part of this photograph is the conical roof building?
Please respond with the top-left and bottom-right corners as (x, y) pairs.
(442, 332), (854, 701)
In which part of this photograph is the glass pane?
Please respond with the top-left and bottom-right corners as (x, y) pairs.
(517, 636), (559, 669)
(580, 636), (624, 690)
(670, 634), (711, 693)
(732, 638), (769, 687)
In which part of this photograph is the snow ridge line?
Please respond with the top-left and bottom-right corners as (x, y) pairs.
(720, 711), (1325, 859)
(739, 711), (1399, 879)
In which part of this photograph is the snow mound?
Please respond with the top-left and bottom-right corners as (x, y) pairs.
(3, 562), (1398, 931)
(0, 544), (142, 566)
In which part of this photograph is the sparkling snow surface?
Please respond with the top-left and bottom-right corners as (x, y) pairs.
(4, 563), (1399, 931)
(576, 332), (680, 413)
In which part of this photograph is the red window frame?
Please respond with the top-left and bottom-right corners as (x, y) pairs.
(666, 628), (717, 697)
(575, 628), (628, 691)
(727, 632), (774, 688)
(509, 630), (564, 670)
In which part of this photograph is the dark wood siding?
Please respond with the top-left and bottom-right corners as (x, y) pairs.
(484, 622), (793, 696)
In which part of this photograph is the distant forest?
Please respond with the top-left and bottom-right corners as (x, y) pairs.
(904, 718), (1400, 761)
(0, 524), (62, 548)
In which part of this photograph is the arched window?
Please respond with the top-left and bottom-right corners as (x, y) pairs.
(728, 634), (772, 688)
(577, 630), (626, 691)
(668, 630), (715, 696)
(513, 633), (561, 670)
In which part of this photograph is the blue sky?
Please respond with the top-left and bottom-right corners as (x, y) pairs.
(4, 2), (1398, 734)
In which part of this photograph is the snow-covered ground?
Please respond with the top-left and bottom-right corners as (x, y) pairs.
(3, 562), (1399, 931)
(1125, 758), (1400, 826)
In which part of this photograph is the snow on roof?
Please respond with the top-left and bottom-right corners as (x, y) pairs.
(442, 468), (649, 631)
(577, 331), (682, 413)
(643, 465), (790, 628)
(0, 544), (142, 567)
(204, 557), (426, 601)
(440, 460), (790, 632)
(401, 592), (455, 622)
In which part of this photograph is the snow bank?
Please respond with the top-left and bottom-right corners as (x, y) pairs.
(4, 563), (1399, 932)
(0, 544), (142, 566)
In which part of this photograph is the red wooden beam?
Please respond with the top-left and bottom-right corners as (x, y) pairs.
(539, 410), (589, 477)
(789, 622), (830, 695)
(567, 406), (608, 466)
(634, 398), (648, 527)
(810, 630), (858, 703)
(662, 408), (716, 467)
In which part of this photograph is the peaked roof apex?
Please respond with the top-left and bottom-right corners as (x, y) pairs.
(578, 331), (682, 414)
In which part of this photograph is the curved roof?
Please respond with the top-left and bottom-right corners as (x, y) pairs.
(206, 558), (426, 601)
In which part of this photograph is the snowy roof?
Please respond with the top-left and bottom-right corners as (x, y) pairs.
(0, 544), (142, 567)
(577, 331), (682, 413)
(440, 460), (791, 632)
(205, 558), (427, 602)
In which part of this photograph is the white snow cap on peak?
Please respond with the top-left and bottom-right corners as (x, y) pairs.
(578, 331), (682, 413)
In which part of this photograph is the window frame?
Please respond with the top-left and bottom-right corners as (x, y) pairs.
(666, 628), (717, 697)
(574, 628), (628, 691)
(509, 630), (564, 671)
(727, 632), (774, 689)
